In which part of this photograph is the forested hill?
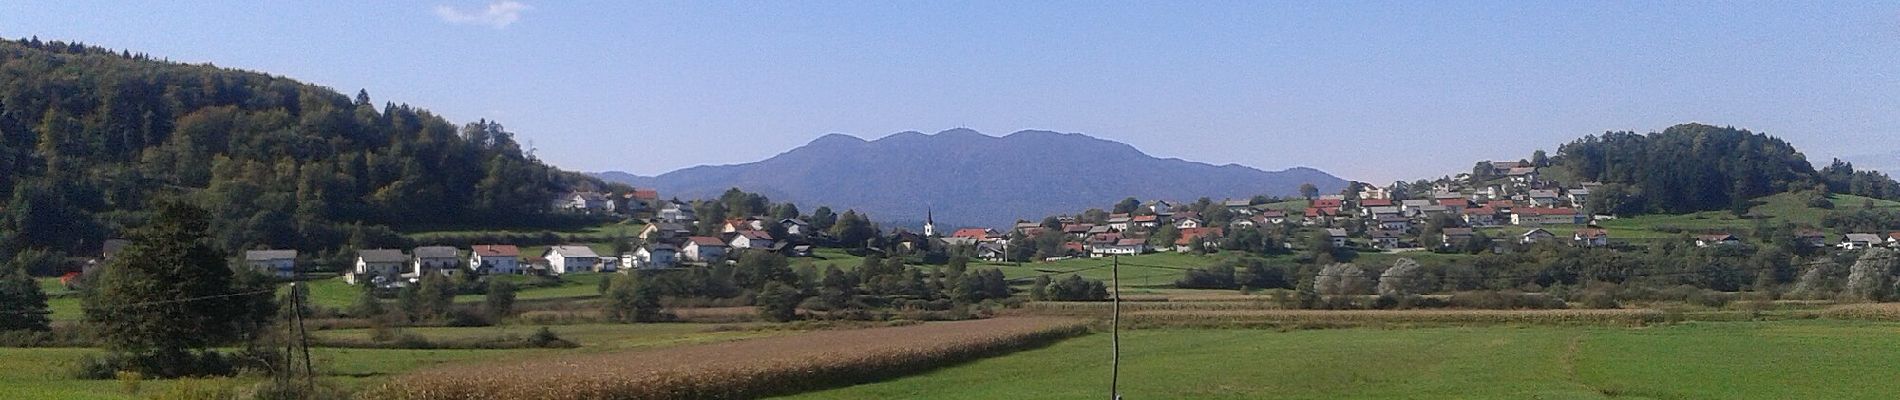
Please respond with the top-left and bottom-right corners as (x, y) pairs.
(1551, 123), (1900, 214)
(0, 38), (591, 261)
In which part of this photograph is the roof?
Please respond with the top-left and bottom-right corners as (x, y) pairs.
(357, 249), (407, 264)
(1114, 238), (1148, 246)
(1576, 228), (1609, 238)
(952, 228), (994, 238)
(1402, 199), (1434, 207)
(1366, 206), (1401, 215)
(1890, 232), (1900, 241)
(1516, 207), (1577, 216)
(245, 250), (296, 261)
(630, 189), (659, 201)
(1462, 206), (1498, 215)
(1529, 190), (1560, 198)
(735, 230), (774, 240)
(472, 245), (520, 258)
(1326, 228), (1349, 238)
(1223, 200), (1251, 207)
(1377, 215), (1410, 223)
(413, 246), (459, 259)
(1697, 233), (1737, 242)
(1523, 228), (1555, 237)
(548, 245), (600, 258)
(1089, 232), (1124, 244)
(1176, 227), (1225, 245)
(1359, 199), (1395, 207)
(1508, 167), (1538, 176)
(1064, 224), (1094, 233)
(572, 192), (610, 201)
(1258, 209), (1287, 217)
(686, 236), (728, 247)
(1132, 215), (1158, 222)
(1846, 233), (1881, 242)
(1568, 188), (1592, 195)
(1438, 199), (1471, 207)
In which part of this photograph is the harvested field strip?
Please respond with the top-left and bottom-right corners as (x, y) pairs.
(364, 317), (1090, 400)
(1121, 309), (1666, 328)
(1816, 303), (1900, 321)
(1025, 301), (1283, 315)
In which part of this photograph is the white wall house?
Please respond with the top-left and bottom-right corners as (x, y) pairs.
(683, 237), (729, 263)
(729, 230), (775, 250)
(351, 249), (407, 285)
(412, 246), (461, 276)
(470, 245), (521, 274)
(545, 246), (601, 275)
(626, 244), (680, 270)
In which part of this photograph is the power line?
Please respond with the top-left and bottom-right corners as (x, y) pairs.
(0, 287), (276, 315)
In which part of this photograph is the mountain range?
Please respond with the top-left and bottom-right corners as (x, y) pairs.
(593, 129), (1346, 228)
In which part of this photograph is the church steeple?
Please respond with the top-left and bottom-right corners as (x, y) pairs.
(924, 208), (936, 237)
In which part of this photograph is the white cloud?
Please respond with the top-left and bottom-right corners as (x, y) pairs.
(434, 1), (531, 29)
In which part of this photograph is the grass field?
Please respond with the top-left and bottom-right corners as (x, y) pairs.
(0, 322), (789, 400)
(783, 320), (1900, 400)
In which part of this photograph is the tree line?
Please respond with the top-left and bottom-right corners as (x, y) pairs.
(0, 38), (595, 274)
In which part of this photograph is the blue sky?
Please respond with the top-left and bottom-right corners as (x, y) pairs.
(3, 1), (1898, 182)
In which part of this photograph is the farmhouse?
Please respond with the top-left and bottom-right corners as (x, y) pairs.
(656, 200), (697, 223)
(683, 236), (730, 263)
(244, 250), (297, 278)
(780, 218), (813, 237)
(545, 246), (601, 275)
(1574, 228), (1610, 248)
(976, 242), (1007, 262)
(1512, 207), (1582, 225)
(1521, 228), (1556, 244)
(1462, 206), (1500, 227)
(729, 230), (775, 250)
(1326, 228), (1349, 248)
(1369, 230), (1403, 249)
(560, 192), (616, 214)
(350, 249), (407, 285)
(1441, 227), (1476, 248)
(1695, 233), (1741, 247)
(1173, 215), (1204, 229)
(1132, 215), (1161, 229)
(1840, 233), (1880, 250)
(470, 245), (521, 274)
(635, 222), (685, 242)
(1092, 238), (1150, 257)
(952, 228), (998, 240)
(1375, 215), (1411, 231)
(1223, 200), (1256, 215)
(1106, 216), (1133, 231)
(626, 244), (679, 270)
(412, 246), (461, 276)
(1175, 227), (1224, 252)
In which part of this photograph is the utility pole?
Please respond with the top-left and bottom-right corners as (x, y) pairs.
(1110, 254), (1122, 400)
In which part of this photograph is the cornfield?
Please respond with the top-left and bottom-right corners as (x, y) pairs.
(1817, 303), (1900, 321)
(362, 317), (1089, 400)
(1120, 309), (1666, 328)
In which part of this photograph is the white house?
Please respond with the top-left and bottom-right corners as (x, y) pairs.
(544, 246), (601, 275)
(561, 192), (615, 214)
(244, 250), (297, 278)
(350, 249), (407, 285)
(412, 246), (461, 276)
(1841, 233), (1881, 250)
(639, 222), (692, 241)
(470, 245), (521, 275)
(1173, 216), (1204, 229)
(1575, 228), (1610, 248)
(657, 200), (696, 223)
(1326, 228), (1349, 248)
(626, 244), (680, 270)
(780, 219), (813, 237)
(1090, 238), (1149, 257)
(683, 236), (729, 263)
(1521, 228), (1556, 244)
(1695, 233), (1741, 247)
(729, 230), (775, 250)
(1145, 200), (1175, 216)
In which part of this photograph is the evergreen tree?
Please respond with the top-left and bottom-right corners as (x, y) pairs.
(81, 201), (275, 376)
(0, 261), (50, 331)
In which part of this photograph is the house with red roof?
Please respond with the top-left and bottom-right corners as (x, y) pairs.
(1574, 228), (1610, 247)
(1174, 227), (1224, 252)
(952, 228), (997, 240)
(1511, 207), (1583, 225)
(470, 245), (522, 274)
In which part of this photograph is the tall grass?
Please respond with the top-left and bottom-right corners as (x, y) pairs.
(362, 317), (1088, 400)
(1817, 303), (1900, 321)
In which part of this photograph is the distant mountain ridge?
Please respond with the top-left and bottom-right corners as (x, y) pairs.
(594, 129), (1346, 227)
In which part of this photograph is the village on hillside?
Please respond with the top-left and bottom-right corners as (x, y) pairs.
(56, 157), (1890, 292)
